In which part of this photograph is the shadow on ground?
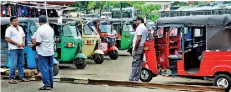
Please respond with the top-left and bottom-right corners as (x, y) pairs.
(166, 82), (213, 86)
(59, 66), (76, 70)
(119, 54), (131, 56)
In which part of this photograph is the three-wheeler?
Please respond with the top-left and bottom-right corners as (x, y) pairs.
(48, 18), (87, 69)
(68, 18), (105, 64)
(110, 18), (135, 55)
(1, 18), (59, 76)
(140, 15), (231, 91)
(93, 19), (119, 60)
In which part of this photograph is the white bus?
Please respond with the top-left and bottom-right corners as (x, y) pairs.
(159, 5), (231, 17)
(101, 12), (112, 18)
(111, 7), (140, 18)
(82, 14), (100, 18)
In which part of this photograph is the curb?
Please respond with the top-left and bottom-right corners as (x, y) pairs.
(1, 75), (225, 92)
(53, 77), (225, 92)
(1, 76), (225, 92)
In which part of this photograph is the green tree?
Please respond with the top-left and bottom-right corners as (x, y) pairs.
(73, 1), (161, 21)
(127, 2), (160, 21)
(193, 1), (208, 6)
(129, 1), (145, 9)
(193, 1), (199, 6)
(87, 1), (97, 12)
(71, 1), (90, 14)
(105, 1), (121, 8)
(88, 1), (106, 16)
(86, 1), (146, 13)
(223, 1), (231, 4)
(140, 4), (161, 21)
(148, 14), (160, 21)
(171, 1), (189, 6)
(102, 1), (117, 11)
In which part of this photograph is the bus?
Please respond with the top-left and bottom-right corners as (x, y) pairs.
(82, 14), (100, 18)
(111, 7), (140, 18)
(159, 5), (231, 17)
(101, 12), (112, 18)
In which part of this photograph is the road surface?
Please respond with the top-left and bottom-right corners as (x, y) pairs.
(1, 80), (181, 92)
(1, 51), (216, 92)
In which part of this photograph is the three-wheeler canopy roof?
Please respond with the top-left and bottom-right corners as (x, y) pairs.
(157, 14), (231, 26)
(1, 17), (38, 25)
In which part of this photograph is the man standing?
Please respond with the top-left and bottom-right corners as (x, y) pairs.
(31, 30), (42, 77)
(129, 16), (148, 81)
(5, 16), (29, 84)
(29, 15), (54, 90)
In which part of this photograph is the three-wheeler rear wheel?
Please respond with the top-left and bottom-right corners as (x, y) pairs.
(140, 68), (153, 82)
(74, 58), (86, 69)
(109, 50), (118, 60)
(214, 74), (231, 92)
(93, 54), (104, 64)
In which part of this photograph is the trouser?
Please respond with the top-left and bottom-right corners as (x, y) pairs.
(129, 46), (144, 81)
(38, 55), (54, 87)
(35, 53), (40, 73)
(9, 49), (24, 80)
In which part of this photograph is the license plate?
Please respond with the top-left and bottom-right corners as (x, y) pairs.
(99, 43), (108, 51)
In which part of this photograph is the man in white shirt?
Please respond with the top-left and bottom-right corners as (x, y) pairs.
(129, 17), (148, 81)
(31, 31), (42, 77)
(5, 16), (29, 84)
(29, 15), (54, 90)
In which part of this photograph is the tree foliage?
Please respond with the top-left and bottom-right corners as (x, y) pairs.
(223, 1), (231, 4)
(117, 2), (160, 21)
(71, 1), (90, 13)
(71, 1), (161, 21)
(144, 4), (161, 20)
(88, 1), (106, 10)
(140, 4), (160, 16)
(88, 1), (146, 11)
(192, 1), (209, 6)
(87, 1), (97, 10)
(171, 1), (189, 6)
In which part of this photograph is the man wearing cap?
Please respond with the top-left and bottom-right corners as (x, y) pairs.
(5, 16), (29, 84)
(29, 15), (54, 90)
(129, 16), (148, 81)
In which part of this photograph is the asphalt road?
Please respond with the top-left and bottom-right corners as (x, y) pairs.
(57, 51), (212, 85)
(1, 51), (216, 92)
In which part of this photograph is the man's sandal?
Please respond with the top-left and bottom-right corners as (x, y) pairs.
(9, 80), (17, 84)
(19, 78), (30, 82)
(38, 86), (52, 90)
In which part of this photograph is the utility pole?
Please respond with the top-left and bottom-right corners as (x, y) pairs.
(120, 2), (123, 33)
(100, 5), (102, 17)
(44, 1), (48, 22)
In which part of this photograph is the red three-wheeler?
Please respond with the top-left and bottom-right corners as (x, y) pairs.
(140, 15), (231, 92)
(93, 18), (119, 60)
